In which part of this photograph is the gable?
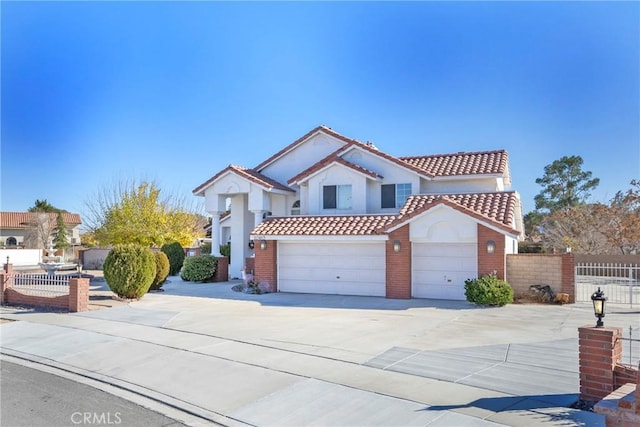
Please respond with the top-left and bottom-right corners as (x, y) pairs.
(392, 192), (521, 236)
(256, 127), (352, 186)
(341, 147), (419, 184)
(194, 164), (294, 197)
(409, 205), (477, 243)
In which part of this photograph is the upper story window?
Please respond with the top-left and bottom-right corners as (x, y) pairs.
(323, 185), (352, 210)
(291, 200), (301, 215)
(381, 183), (411, 208)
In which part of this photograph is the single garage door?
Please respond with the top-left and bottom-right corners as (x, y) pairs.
(279, 242), (385, 296)
(412, 243), (477, 300)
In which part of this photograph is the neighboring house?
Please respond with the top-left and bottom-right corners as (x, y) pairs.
(193, 125), (524, 300)
(0, 212), (82, 249)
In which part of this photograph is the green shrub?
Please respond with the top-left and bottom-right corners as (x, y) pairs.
(150, 251), (170, 291)
(161, 242), (185, 276)
(464, 273), (514, 306)
(180, 255), (218, 282)
(103, 244), (155, 299)
(220, 243), (230, 259)
(200, 242), (212, 255)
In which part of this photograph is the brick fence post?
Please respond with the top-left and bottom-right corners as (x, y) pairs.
(579, 325), (623, 402)
(214, 256), (229, 282)
(69, 277), (90, 312)
(561, 253), (575, 303)
(1, 263), (14, 304)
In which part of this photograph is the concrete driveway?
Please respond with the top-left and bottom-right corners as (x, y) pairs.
(2, 276), (639, 426)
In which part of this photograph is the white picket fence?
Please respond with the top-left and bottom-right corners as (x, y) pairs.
(575, 262), (639, 306)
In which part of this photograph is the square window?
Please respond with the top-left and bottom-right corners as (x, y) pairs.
(323, 185), (352, 210)
(381, 183), (411, 209)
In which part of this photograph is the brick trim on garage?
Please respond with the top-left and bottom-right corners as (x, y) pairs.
(386, 225), (411, 299)
(254, 241), (277, 293)
(477, 224), (506, 279)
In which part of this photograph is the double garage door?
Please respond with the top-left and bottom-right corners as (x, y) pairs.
(278, 241), (477, 300)
(278, 242), (385, 296)
(412, 243), (477, 301)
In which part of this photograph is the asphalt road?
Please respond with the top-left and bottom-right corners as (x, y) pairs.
(0, 361), (185, 427)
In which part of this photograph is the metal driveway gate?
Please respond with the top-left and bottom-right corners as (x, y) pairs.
(575, 262), (639, 307)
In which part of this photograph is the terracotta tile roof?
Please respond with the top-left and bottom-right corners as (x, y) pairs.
(341, 140), (436, 178)
(396, 191), (519, 233)
(288, 149), (382, 185)
(251, 191), (519, 237)
(399, 150), (508, 177)
(252, 214), (397, 236)
(0, 212), (82, 229)
(193, 164), (294, 195)
(255, 125), (357, 171)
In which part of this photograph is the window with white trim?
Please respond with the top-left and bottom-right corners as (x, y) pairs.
(323, 185), (352, 210)
(381, 183), (411, 208)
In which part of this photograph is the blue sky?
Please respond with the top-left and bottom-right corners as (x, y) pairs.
(2, 1), (639, 221)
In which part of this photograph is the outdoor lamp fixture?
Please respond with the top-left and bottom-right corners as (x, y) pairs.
(591, 287), (606, 328)
(248, 240), (255, 250)
(393, 240), (401, 253)
(260, 240), (267, 251)
(486, 240), (496, 254)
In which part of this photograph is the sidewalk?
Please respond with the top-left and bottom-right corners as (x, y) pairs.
(2, 276), (638, 426)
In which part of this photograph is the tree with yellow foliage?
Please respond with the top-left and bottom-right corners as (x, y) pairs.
(84, 180), (206, 248)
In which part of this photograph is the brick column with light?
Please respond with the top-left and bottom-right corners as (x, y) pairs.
(254, 240), (277, 292)
(578, 325), (623, 402)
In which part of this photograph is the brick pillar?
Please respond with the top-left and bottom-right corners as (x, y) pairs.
(477, 225), (506, 279)
(254, 241), (277, 292)
(214, 256), (229, 282)
(69, 278), (90, 312)
(244, 257), (255, 275)
(386, 225), (411, 299)
(1, 263), (14, 304)
(579, 325), (623, 402)
(561, 253), (575, 303)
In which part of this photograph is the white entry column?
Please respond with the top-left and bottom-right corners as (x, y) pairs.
(208, 212), (222, 256)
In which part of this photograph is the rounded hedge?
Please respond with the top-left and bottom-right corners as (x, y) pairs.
(464, 274), (514, 306)
(150, 251), (170, 291)
(104, 244), (155, 299)
(180, 255), (218, 282)
(161, 242), (185, 276)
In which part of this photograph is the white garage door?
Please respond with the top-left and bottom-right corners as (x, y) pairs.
(279, 242), (385, 296)
(412, 243), (477, 300)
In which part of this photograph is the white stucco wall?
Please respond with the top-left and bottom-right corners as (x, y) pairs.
(505, 235), (519, 254)
(306, 166), (368, 215)
(420, 177), (503, 194)
(0, 249), (42, 267)
(410, 205), (478, 243)
(204, 173), (252, 213)
(259, 133), (347, 185)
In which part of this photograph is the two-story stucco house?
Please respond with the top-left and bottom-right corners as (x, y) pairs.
(0, 212), (82, 249)
(193, 125), (524, 300)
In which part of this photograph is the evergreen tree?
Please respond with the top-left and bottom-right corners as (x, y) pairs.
(53, 212), (70, 250)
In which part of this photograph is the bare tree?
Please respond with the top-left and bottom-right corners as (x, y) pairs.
(24, 212), (55, 250)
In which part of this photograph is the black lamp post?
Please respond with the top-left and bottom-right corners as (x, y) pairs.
(591, 287), (606, 328)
